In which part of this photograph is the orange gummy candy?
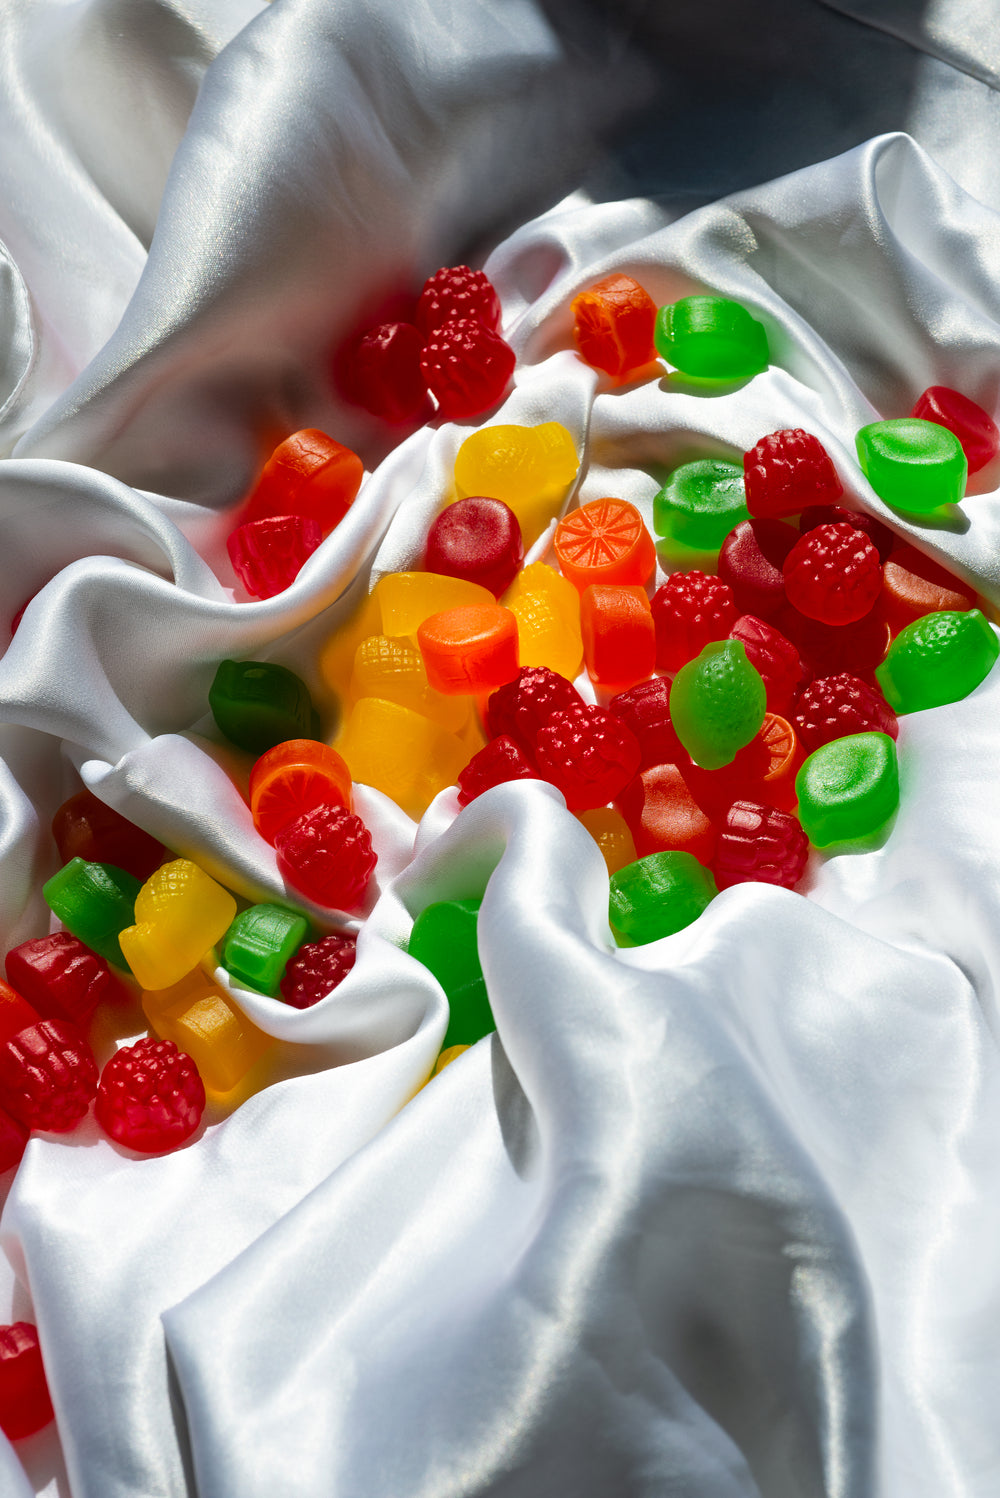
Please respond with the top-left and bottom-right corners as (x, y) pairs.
(249, 740), (353, 844)
(580, 584), (655, 689)
(243, 429), (363, 534)
(571, 274), (658, 380)
(554, 498), (656, 592)
(417, 605), (520, 694)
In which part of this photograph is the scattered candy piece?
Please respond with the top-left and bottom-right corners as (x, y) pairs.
(651, 570), (738, 674)
(425, 496), (524, 598)
(209, 659), (320, 755)
(744, 429), (842, 518)
(714, 801), (808, 890)
(880, 543), (975, 635)
(728, 615), (804, 715)
(5, 933), (111, 1027)
(669, 639), (766, 770)
(337, 697), (468, 818)
(242, 429), (363, 531)
(486, 666), (580, 757)
(616, 762), (717, 863)
(142, 970), (272, 1094)
(454, 422), (578, 547)
(249, 739), (352, 845)
(782, 522), (882, 626)
(457, 736), (537, 806)
(119, 860), (238, 992)
(792, 674), (898, 752)
(95, 1037), (205, 1153)
(654, 295), (768, 380)
(554, 497), (655, 592)
(417, 603), (520, 694)
(227, 515), (322, 599)
(0, 981), (98, 1133)
(346, 322), (429, 423)
(875, 608), (999, 713)
(534, 702), (641, 811)
(653, 459), (748, 552)
(43, 859), (142, 971)
(500, 562), (583, 681)
(580, 584), (655, 689)
(350, 634), (469, 733)
(718, 518), (797, 619)
(795, 731), (899, 849)
(274, 803), (377, 909)
(856, 417), (967, 514)
(280, 932), (358, 1008)
(571, 273), (657, 379)
(417, 265), (501, 336)
(798, 505), (895, 563)
(420, 317), (515, 421)
(0, 1324), (54, 1440)
(576, 806), (637, 875)
(910, 386), (999, 475)
(609, 849), (718, 945)
(51, 789), (165, 882)
(222, 905), (310, 995)
(408, 900), (493, 1050)
(608, 677), (683, 770)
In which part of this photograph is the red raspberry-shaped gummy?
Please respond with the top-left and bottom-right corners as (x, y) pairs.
(458, 736), (538, 806)
(416, 265), (501, 336)
(274, 803), (377, 910)
(227, 515), (323, 599)
(0, 1018), (98, 1133)
(782, 522), (882, 625)
(534, 702), (641, 811)
(96, 1037), (205, 1153)
(420, 318), (516, 421)
(744, 429), (843, 519)
(609, 677), (684, 770)
(0, 1107), (28, 1174)
(714, 800), (809, 890)
(347, 321), (429, 423)
(486, 667), (581, 757)
(728, 615), (804, 716)
(424, 496), (524, 597)
(792, 673), (898, 752)
(5, 932), (111, 1027)
(650, 571), (738, 674)
(799, 505), (895, 563)
(718, 518), (798, 619)
(280, 933), (358, 1009)
(0, 1323), (54, 1440)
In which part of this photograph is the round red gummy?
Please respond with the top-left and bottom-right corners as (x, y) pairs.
(714, 800), (808, 891)
(416, 265), (501, 336)
(425, 496), (524, 597)
(347, 321), (429, 423)
(744, 428), (843, 518)
(274, 803), (377, 910)
(0, 1324), (54, 1441)
(96, 1038), (205, 1154)
(782, 522), (882, 626)
(792, 673), (898, 752)
(280, 933), (358, 1009)
(718, 518), (799, 619)
(420, 317), (516, 421)
(650, 571), (738, 674)
(51, 788), (165, 882)
(0, 1019), (98, 1133)
(534, 702), (641, 812)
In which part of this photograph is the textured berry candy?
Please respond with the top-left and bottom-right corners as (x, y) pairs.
(718, 518), (798, 619)
(792, 674), (898, 752)
(728, 615), (804, 715)
(425, 496), (524, 597)
(534, 703), (641, 812)
(5, 933), (111, 1027)
(95, 1037), (205, 1153)
(651, 571), (739, 675)
(782, 522), (882, 626)
(227, 515), (323, 599)
(280, 933), (358, 1009)
(911, 386), (1000, 474)
(457, 736), (538, 806)
(608, 678), (684, 770)
(714, 801), (808, 890)
(274, 803), (377, 909)
(486, 666), (580, 756)
(346, 321), (429, 423)
(798, 505), (895, 563)
(0, 1324), (54, 1440)
(416, 265), (501, 335)
(0, 1018), (98, 1132)
(420, 317), (516, 421)
(744, 429), (842, 519)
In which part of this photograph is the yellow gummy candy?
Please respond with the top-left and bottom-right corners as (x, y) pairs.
(375, 572), (494, 642)
(142, 968), (273, 1094)
(317, 582), (383, 699)
(119, 859), (238, 992)
(502, 562), (583, 681)
(576, 807), (637, 876)
(350, 634), (471, 734)
(432, 1044), (470, 1076)
(337, 697), (469, 819)
(454, 422), (579, 547)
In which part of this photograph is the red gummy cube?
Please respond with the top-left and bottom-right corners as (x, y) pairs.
(419, 317), (516, 421)
(911, 386), (1000, 474)
(227, 515), (323, 599)
(274, 803), (377, 910)
(280, 933), (358, 1009)
(416, 265), (501, 336)
(581, 583), (656, 688)
(457, 736), (538, 806)
(0, 1018), (98, 1133)
(792, 673), (898, 752)
(0, 1324), (54, 1441)
(728, 615), (805, 716)
(347, 321), (430, 423)
(718, 518), (798, 620)
(534, 702), (641, 812)
(242, 429), (364, 533)
(782, 522), (882, 626)
(5, 933), (111, 1027)
(714, 800), (809, 891)
(95, 1037), (205, 1153)
(424, 496), (524, 598)
(51, 789), (165, 883)
(486, 667), (581, 757)
(650, 571), (738, 674)
(744, 428), (843, 518)
(608, 677), (684, 770)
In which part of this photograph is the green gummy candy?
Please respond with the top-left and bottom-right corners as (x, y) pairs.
(222, 904), (310, 995)
(795, 732), (899, 850)
(856, 418), (967, 515)
(209, 659), (320, 755)
(652, 459), (749, 552)
(669, 639), (766, 769)
(43, 858), (142, 969)
(654, 296), (769, 380)
(609, 851), (717, 946)
(408, 898), (494, 1049)
(875, 608), (998, 713)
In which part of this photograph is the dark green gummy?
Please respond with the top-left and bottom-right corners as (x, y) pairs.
(654, 296), (769, 380)
(856, 418), (967, 515)
(222, 904), (311, 994)
(669, 639), (766, 769)
(408, 899), (494, 1049)
(209, 659), (320, 755)
(875, 608), (998, 713)
(609, 851), (717, 946)
(43, 858), (142, 969)
(795, 732), (899, 849)
(652, 459), (748, 552)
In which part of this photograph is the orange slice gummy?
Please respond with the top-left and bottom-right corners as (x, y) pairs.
(249, 739), (352, 844)
(554, 498), (656, 591)
(571, 274), (658, 379)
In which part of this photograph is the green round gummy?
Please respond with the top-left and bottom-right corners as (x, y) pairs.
(209, 659), (321, 755)
(795, 732), (899, 850)
(652, 459), (749, 552)
(855, 418), (967, 515)
(669, 639), (766, 770)
(653, 296), (769, 380)
(609, 850), (717, 946)
(875, 608), (999, 713)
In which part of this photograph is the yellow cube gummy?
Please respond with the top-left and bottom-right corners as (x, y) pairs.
(374, 572), (494, 642)
(337, 697), (469, 818)
(454, 422), (579, 546)
(119, 859), (237, 991)
(502, 562), (583, 681)
(350, 634), (470, 734)
(576, 807), (637, 876)
(142, 968), (273, 1094)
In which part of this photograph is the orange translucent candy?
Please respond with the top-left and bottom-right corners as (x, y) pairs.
(249, 739), (352, 844)
(576, 807), (637, 875)
(880, 543), (975, 635)
(337, 698), (469, 818)
(417, 605), (520, 694)
(501, 563), (583, 681)
(453, 423), (579, 547)
(243, 429), (363, 534)
(375, 572), (494, 641)
(554, 498), (656, 591)
(142, 969), (273, 1095)
(350, 634), (470, 733)
(571, 274), (658, 379)
(616, 762), (717, 864)
(755, 712), (804, 810)
(580, 584), (655, 689)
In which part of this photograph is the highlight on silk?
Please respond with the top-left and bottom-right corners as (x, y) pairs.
(4, 0), (1000, 1495)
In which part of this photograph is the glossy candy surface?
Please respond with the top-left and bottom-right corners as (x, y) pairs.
(43, 859), (142, 970)
(408, 899), (493, 1050)
(654, 296), (769, 379)
(454, 422), (578, 547)
(420, 318), (515, 420)
(95, 1037), (205, 1153)
(5, 933), (111, 1026)
(718, 518), (797, 619)
(227, 515), (322, 599)
(875, 608), (999, 713)
(457, 736), (537, 806)
(653, 459), (748, 552)
(346, 322), (428, 423)
(714, 801), (808, 890)
(500, 563), (582, 680)
(338, 697), (467, 817)
(0, 997), (98, 1133)
(118, 859), (238, 992)
(242, 428), (363, 531)
(856, 418), (967, 514)
(274, 803), (376, 909)
(651, 571), (738, 674)
(782, 523), (882, 626)
(51, 789), (165, 882)
(142, 971), (272, 1094)
(581, 584), (655, 689)
(209, 660), (320, 755)
(910, 386), (999, 474)
(554, 498), (655, 592)
(571, 273), (657, 379)
(795, 731), (899, 848)
(416, 265), (501, 335)
(417, 604), (519, 694)
(425, 497), (524, 597)
(609, 850), (718, 945)
(534, 703), (641, 811)
(0, 1324), (54, 1440)
(249, 740), (352, 844)
(669, 640), (766, 770)
(222, 905), (310, 995)
(744, 429), (842, 518)
(280, 933), (357, 1008)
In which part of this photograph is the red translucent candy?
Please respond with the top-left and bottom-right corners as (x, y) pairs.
(227, 514), (322, 599)
(792, 673), (898, 752)
(728, 615), (804, 716)
(650, 571), (738, 674)
(425, 497), (524, 597)
(242, 429), (364, 533)
(714, 800), (809, 891)
(457, 736), (538, 806)
(799, 505), (895, 563)
(608, 678), (684, 770)
(581, 584), (655, 689)
(616, 763), (717, 863)
(782, 522), (882, 625)
(52, 789), (165, 883)
(571, 274), (658, 379)
(274, 803), (377, 910)
(416, 265), (501, 336)
(0, 1107), (28, 1174)
(280, 933), (358, 1009)
(911, 386), (1000, 474)
(5, 933), (111, 1027)
(486, 667), (580, 757)
(744, 428), (843, 519)
(96, 1037), (205, 1153)
(534, 702), (641, 812)
(780, 604), (891, 679)
(347, 321), (430, 423)
(718, 518), (798, 619)
(420, 318), (516, 421)
(0, 1018), (98, 1133)
(0, 1324), (54, 1441)
(880, 543), (975, 634)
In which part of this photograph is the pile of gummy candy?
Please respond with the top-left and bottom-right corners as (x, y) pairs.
(0, 264), (998, 1438)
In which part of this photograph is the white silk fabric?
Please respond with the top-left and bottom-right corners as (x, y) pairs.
(3, 1), (1000, 1496)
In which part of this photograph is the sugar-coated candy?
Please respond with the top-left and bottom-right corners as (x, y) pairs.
(910, 387), (999, 475)
(652, 459), (748, 553)
(651, 570), (738, 674)
(5, 933), (111, 1027)
(119, 859), (238, 992)
(454, 422), (578, 547)
(249, 739), (352, 844)
(714, 801), (808, 891)
(728, 615), (804, 715)
(608, 678), (683, 770)
(457, 736), (537, 806)
(338, 697), (468, 817)
(580, 584), (655, 689)
(856, 418), (967, 514)
(609, 850), (718, 945)
(486, 666), (580, 756)
(0, 982), (98, 1132)
(227, 515), (322, 600)
(274, 803), (376, 909)
(209, 659), (320, 755)
(280, 932), (357, 1008)
(669, 639), (766, 770)
(616, 763), (717, 864)
(570, 274), (658, 379)
(499, 563), (583, 681)
(880, 543), (975, 634)
(95, 1037), (205, 1154)
(350, 634), (469, 733)
(408, 900), (494, 1050)
(553, 497), (655, 592)
(718, 518), (797, 619)
(654, 296), (768, 380)
(424, 496), (524, 598)
(346, 322), (429, 423)
(222, 905), (311, 995)
(744, 429), (842, 518)
(242, 428), (364, 531)
(51, 788), (165, 882)
(420, 317), (515, 421)
(417, 603), (519, 694)
(534, 702), (641, 811)
(798, 505), (895, 563)
(43, 858), (142, 970)
(782, 522), (882, 626)
(875, 608), (999, 713)
(142, 970), (272, 1094)
(576, 807), (637, 875)
(795, 731), (899, 849)
(0, 1324), (54, 1440)
(417, 265), (501, 336)
(792, 674), (898, 752)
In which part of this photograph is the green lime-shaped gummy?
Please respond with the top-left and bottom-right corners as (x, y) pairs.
(609, 851), (717, 946)
(795, 732), (899, 849)
(875, 608), (998, 713)
(409, 899), (494, 1049)
(669, 639), (766, 769)
(654, 296), (769, 380)
(856, 418), (967, 515)
(652, 459), (749, 552)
